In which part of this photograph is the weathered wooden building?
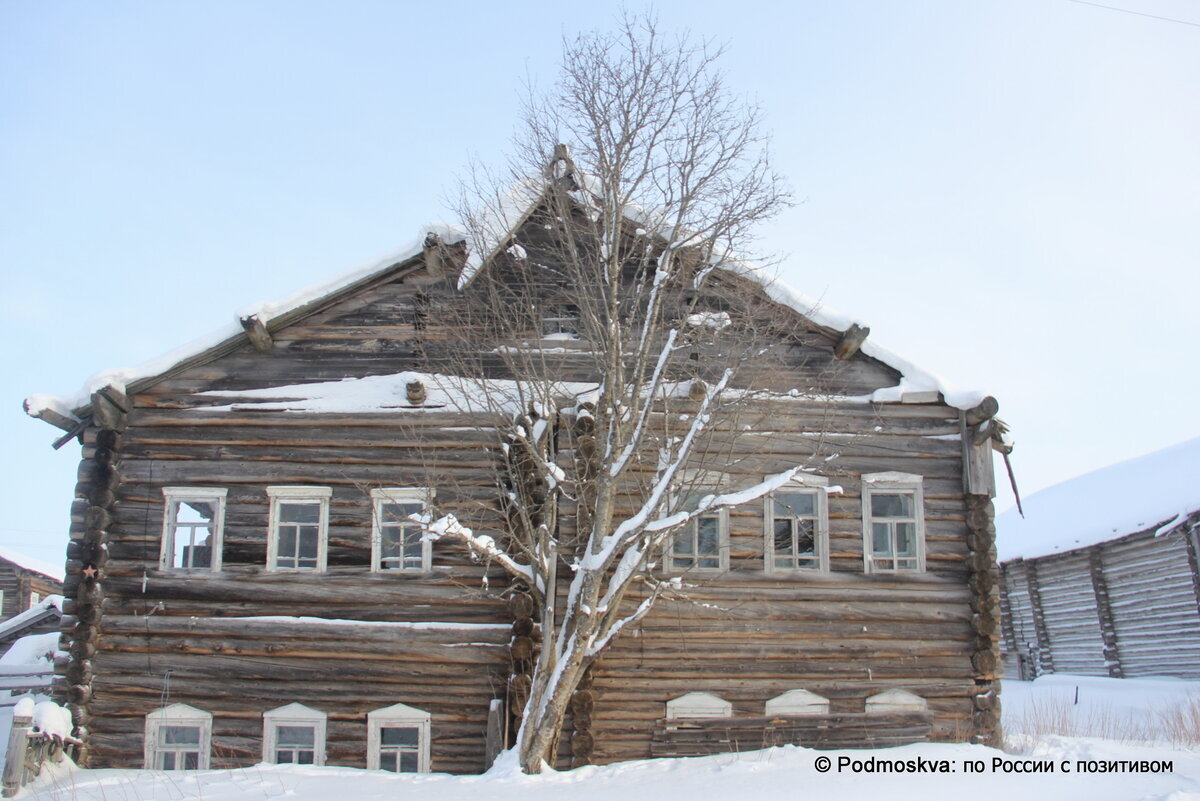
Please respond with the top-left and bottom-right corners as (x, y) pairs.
(998, 437), (1200, 680)
(0, 550), (62, 622)
(25, 189), (1005, 773)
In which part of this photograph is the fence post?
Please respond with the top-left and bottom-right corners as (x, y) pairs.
(2, 713), (32, 798)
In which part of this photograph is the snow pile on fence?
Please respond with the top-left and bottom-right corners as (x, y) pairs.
(997, 436), (1200, 561)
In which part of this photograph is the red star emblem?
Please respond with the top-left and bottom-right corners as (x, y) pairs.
(81, 565), (98, 579)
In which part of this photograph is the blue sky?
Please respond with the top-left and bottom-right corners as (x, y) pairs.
(3, 1), (1198, 569)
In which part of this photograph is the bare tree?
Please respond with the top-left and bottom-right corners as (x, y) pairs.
(423, 13), (805, 773)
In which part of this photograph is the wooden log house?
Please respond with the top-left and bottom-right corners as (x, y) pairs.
(0, 550), (62, 623)
(25, 188), (1005, 773)
(998, 437), (1200, 680)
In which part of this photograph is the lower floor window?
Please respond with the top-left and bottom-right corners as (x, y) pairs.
(367, 702), (431, 773)
(144, 704), (211, 771)
(273, 725), (317, 764)
(670, 513), (723, 571)
(157, 725), (202, 770)
(378, 726), (421, 772)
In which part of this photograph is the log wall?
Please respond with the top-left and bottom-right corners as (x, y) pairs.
(1000, 516), (1200, 680)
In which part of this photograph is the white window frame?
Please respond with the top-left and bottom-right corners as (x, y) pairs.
(861, 472), (926, 574)
(367, 702), (431, 773)
(370, 488), (433, 574)
(865, 689), (928, 714)
(161, 487), (227, 572)
(262, 703), (326, 766)
(266, 486), (332, 573)
(144, 703), (211, 770)
(667, 506), (729, 573)
(765, 475), (830, 574)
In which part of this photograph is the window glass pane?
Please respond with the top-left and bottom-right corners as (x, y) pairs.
(276, 726), (315, 747)
(277, 750), (294, 764)
(672, 529), (694, 557)
(183, 752), (199, 770)
(379, 752), (398, 772)
(381, 527), (402, 558)
(279, 528), (297, 558)
(896, 523), (917, 556)
(696, 516), (720, 556)
(402, 529), (423, 563)
(298, 531), (319, 560)
(162, 725), (201, 745)
(297, 750), (314, 765)
(382, 502), (423, 523)
(773, 519), (794, 554)
(160, 752), (176, 770)
(381, 726), (419, 747)
(280, 502), (320, 524)
(795, 519), (815, 556)
(399, 751), (419, 772)
(176, 501), (215, 524)
(872, 522), (892, 555)
(776, 492), (815, 517)
(871, 492), (913, 518)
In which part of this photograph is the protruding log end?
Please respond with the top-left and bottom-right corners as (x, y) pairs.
(834, 324), (870, 360)
(239, 314), (273, 353)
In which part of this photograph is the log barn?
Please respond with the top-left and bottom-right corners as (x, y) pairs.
(0, 549), (62, 622)
(25, 188), (1006, 773)
(998, 437), (1200, 680)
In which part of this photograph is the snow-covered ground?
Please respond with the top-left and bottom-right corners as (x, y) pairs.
(10, 675), (1198, 801)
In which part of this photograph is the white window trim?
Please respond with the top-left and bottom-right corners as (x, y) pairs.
(161, 488), (227, 572)
(865, 689), (928, 714)
(262, 703), (327, 766)
(144, 703), (212, 770)
(861, 472), (926, 574)
(367, 702), (431, 772)
(665, 692), (732, 720)
(765, 474), (830, 574)
(369, 488), (433, 574)
(266, 487), (332, 573)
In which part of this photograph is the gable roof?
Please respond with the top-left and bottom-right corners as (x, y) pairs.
(997, 436), (1200, 562)
(0, 547), (64, 583)
(0, 596), (63, 645)
(25, 194), (985, 432)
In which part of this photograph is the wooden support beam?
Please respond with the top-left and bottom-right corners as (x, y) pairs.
(1087, 548), (1123, 678)
(834, 324), (870, 360)
(238, 315), (273, 353)
(964, 396), (1000, 427)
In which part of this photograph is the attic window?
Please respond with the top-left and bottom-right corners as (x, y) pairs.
(161, 488), (227, 572)
(541, 304), (579, 338)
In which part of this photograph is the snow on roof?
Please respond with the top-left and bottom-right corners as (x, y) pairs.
(25, 191), (985, 423)
(997, 436), (1200, 562)
(23, 230), (458, 419)
(0, 547), (64, 582)
(0, 595), (63, 642)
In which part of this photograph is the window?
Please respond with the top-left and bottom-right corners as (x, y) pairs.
(266, 487), (331, 572)
(541, 304), (579, 338)
(862, 472), (926, 573)
(668, 509), (727, 572)
(144, 704), (211, 770)
(29, 592), (40, 607)
(161, 488), (227, 571)
(766, 475), (830, 573)
(665, 692), (732, 720)
(370, 488), (432, 573)
(765, 689), (830, 716)
(367, 703), (431, 772)
(263, 703), (326, 766)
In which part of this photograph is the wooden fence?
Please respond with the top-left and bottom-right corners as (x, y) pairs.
(1000, 517), (1200, 680)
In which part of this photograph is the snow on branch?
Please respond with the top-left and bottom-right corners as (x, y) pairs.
(421, 513), (537, 589)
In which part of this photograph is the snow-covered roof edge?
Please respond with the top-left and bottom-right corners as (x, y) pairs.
(0, 547), (64, 582)
(0, 595), (63, 642)
(997, 436), (1200, 562)
(27, 186), (987, 425)
(25, 227), (460, 419)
